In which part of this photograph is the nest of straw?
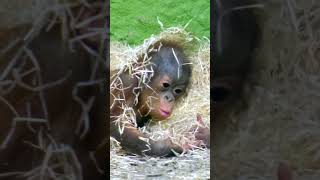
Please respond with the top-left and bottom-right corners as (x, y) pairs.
(110, 27), (210, 179)
(214, 1), (320, 179)
(0, 0), (107, 179)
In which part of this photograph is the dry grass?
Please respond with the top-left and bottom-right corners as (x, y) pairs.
(110, 27), (210, 179)
(0, 0), (106, 179)
(214, 0), (320, 179)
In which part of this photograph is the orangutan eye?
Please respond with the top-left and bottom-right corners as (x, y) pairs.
(174, 88), (183, 94)
(163, 83), (170, 88)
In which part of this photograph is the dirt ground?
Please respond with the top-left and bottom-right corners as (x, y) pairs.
(110, 150), (210, 180)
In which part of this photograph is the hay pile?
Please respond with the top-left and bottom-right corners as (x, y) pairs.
(214, 0), (320, 179)
(0, 0), (106, 179)
(110, 27), (210, 179)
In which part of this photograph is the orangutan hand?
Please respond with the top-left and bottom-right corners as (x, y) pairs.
(189, 114), (210, 148)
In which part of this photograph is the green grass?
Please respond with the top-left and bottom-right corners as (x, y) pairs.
(110, 0), (210, 45)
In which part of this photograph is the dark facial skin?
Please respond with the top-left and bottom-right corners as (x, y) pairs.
(110, 44), (192, 157)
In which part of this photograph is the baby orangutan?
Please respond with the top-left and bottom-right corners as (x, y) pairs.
(110, 41), (210, 157)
